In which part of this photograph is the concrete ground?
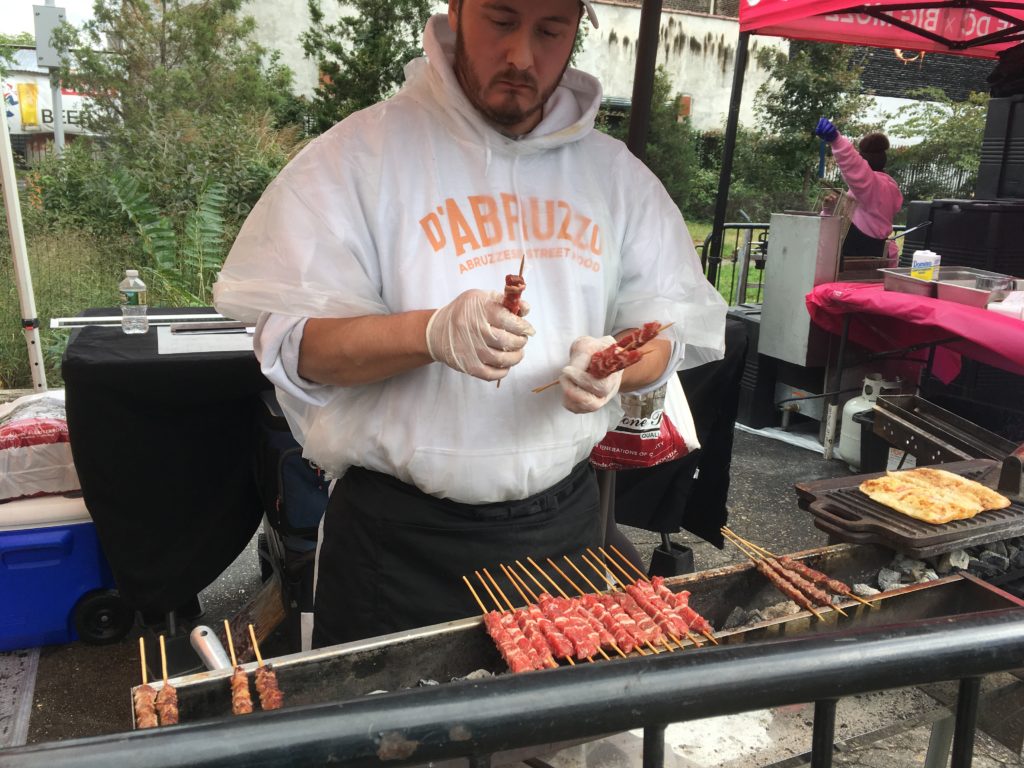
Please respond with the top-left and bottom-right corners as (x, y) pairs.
(10, 426), (1024, 766)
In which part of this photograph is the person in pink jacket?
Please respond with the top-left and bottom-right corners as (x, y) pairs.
(815, 118), (904, 266)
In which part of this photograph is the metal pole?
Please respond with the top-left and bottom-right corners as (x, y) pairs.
(810, 699), (837, 768)
(822, 314), (850, 460)
(625, 0), (664, 161)
(708, 32), (750, 285)
(0, 97), (48, 391)
(46, 0), (66, 155)
(642, 724), (666, 768)
(950, 677), (981, 768)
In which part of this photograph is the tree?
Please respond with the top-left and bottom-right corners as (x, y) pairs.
(599, 67), (697, 214)
(52, 0), (299, 136)
(0, 32), (34, 77)
(753, 42), (870, 206)
(885, 87), (988, 173)
(301, 0), (433, 133)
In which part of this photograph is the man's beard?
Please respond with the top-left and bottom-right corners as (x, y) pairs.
(453, 20), (567, 129)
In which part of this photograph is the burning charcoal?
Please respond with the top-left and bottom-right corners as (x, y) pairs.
(979, 551), (1011, 572)
(1006, 545), (1019, 563)
(1012, 548), (1024, 569)
(893, 555), (928, 582)
(988, 541), (1009, 558)
(723, 607), (750, 630)
(936, 550), (969, 575)
(967, 558), (1003, 579)
(877, 568), (903, 592)
(417, 679), (440, 687)
(455, 670), (494, 682)
(853, 584), (881, 598)
(918, 568), (939, 583)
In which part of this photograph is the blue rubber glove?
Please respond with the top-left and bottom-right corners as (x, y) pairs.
(815, 117), (838, 143)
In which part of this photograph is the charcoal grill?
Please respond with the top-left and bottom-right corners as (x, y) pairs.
(133, 545), (1007, 726)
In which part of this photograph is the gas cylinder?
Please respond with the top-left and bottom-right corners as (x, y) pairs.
(837, 374), (901, 470)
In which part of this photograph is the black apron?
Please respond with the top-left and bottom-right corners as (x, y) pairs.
(841, 222), (888, 260)
(312, 461), (601, 646)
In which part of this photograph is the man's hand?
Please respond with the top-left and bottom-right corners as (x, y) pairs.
(426, 289), (535, 381)
(814, 117), (839, 143)
(559, 335), (623, 414)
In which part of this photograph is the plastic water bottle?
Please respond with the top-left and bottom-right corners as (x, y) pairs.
(118, 269), (149, 334)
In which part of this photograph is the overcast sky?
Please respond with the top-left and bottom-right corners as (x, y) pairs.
(4, 1), (96, 37)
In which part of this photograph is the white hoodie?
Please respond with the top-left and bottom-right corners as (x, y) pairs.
(213, 15), (726, 504)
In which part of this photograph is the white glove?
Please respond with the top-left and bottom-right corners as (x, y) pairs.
(560, 335), (623, 414)
(426, 289), (535, 381)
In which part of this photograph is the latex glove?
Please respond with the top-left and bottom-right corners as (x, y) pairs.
(426, 289), (535, 381)
(560, 335), (624, 414)
(814, 117), (838, 143)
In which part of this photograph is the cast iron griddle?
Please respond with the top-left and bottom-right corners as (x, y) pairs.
(795, 460), (1024, 559)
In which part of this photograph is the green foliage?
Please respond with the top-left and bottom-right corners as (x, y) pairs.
(301, 0), (432, 132)
(110, 168), (178, 271)
(753, 42), (870, 204)
(881, 88), (988, 200)
(0, 32), (34, 77)
(599, 67), (697, 213)
(52, 0), (301, 136)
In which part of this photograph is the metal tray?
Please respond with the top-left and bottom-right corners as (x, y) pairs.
(878, 267), (936, 297)
(798, 461), (1024, 559)
(936, 267), (1018, 308)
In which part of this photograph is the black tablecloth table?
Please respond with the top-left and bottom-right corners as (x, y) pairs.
(62, 308), (269, 614)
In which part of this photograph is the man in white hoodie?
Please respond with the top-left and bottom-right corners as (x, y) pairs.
(214, 0), (727, 646)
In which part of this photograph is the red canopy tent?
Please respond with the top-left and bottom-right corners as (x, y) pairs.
(707, 0), (1024, 269)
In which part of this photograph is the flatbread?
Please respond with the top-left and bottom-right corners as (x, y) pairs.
(858, 468), (1011, 525)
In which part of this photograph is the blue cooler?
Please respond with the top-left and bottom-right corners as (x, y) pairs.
(0, 493), (131, 651)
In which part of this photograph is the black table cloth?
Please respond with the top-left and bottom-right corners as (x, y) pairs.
(62, 308), (270, 614)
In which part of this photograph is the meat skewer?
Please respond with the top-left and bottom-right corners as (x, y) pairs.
(560, 556), (649, 656)
(524, 557), (618, 660)
(721, 529), (849, 616)
(578, 552), (670, 653)
(495, 255), (526, 390)
(155, 634), (179, 725)
(545, 558), (630, 658)
(500, 564), (577, 664)
(482, 568), (559, 669)
(474, 570), (553, 671)
(224, 618), (253, 715)
(532, 322), (672, 394)
(722, 527), (877, 610)
(607, 545), (720, 644)
(515, 561), (603, 661)
(722, 531), (831, 621)
(596, 546), (705, 647)
(133, 636), (158, 730)
(248, 623), (284, 710)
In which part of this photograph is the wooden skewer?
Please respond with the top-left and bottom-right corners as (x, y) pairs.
(159, 634), (169, 684)
(546, 558), (627, 659)
(223, 618), (239, 668)
(722, 527), (877, 610)
(600, 546), (706, 647)
(500, 563), (534, 605)
(593, 548), (688, 650)
(247, 624), (264, 667)
(722, 529), (831, 622)
(463, 575), (489, 615)
(578, 552), (662, 655)
(475, 570), (503, 611)
(139, 636), (148, 686)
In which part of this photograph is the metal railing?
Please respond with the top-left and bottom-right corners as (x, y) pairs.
(699, 221), (771, 307)
(4, 607), (1024, 768)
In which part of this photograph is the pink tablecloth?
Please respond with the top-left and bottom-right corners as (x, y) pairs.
(806, 282), (1024, 384)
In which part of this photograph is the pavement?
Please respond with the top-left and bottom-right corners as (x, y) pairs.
(7, 425), (1024, 766)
